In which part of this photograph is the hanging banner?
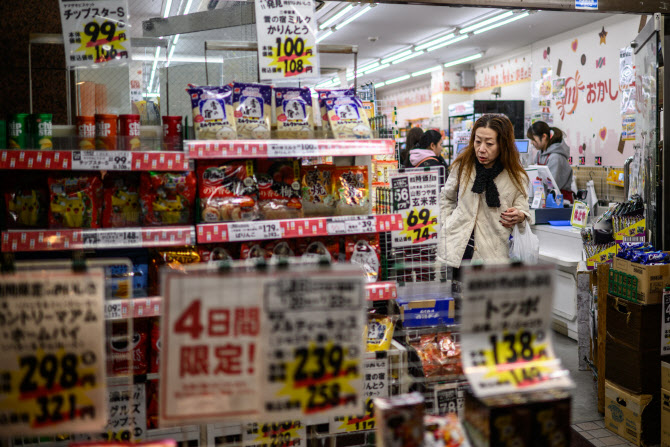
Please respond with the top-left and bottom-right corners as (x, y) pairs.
(460, 264), (574, 398)
(58, 0), (132, 68)
(254, 0), (319, 80)
(0, 270), (107, 435)
(390, 168), (441, 247)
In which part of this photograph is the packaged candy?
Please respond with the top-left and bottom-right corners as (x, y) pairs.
(637, 251), (670, 264)
(149, 247), (201, 295)
(107, 320), (149, 376)
(423, 414), (468, 447)
(240, 242), (269, 260)
(274, 87), (314, 139)
(298, 237), (341, 262)
(323, 92), (373, 139)
(367, 314), (396, 352)
(335, 166), (370, 215)
(347, 236), (380, 282)
(140, 172), (196, 226)
(233, 82), (272, 139)
(48, 174), (102, 228)
(270, 240), (295, 259)
(317, 89), (355, 136)
(4, 174), (48, 228)
(410, 333), (462, 378)
(302, 165), (337, 217)
(257, 159), (303, 220)
(186, 84), (237, 140)
(198, 244), (237, 262)
(374, 393), (425, 447)
(197, 160), (259, 223)
(149, 318), (160, 374)
(103, 173), (141, 228)
(100, 250), (150, 299)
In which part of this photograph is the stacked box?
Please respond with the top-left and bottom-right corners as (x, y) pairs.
(604, 381), (660, 446)
(612, 256), (670, 304)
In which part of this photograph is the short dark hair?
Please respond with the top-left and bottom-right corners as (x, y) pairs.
(415, 129), (442, 149)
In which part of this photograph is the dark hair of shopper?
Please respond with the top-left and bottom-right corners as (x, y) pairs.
(415, 129), (442, 149)
(400, 127), (424, 166)
(526, 120), (564, 147)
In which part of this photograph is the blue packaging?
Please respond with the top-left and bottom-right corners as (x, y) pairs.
(396, 297), (455, 328)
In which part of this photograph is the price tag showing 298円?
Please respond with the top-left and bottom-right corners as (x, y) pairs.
(460, 264), (574, 398)
(0, 270), (107, 435)
(58, 0), (131, 68)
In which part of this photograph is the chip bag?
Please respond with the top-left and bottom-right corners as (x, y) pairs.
(233, 82), (272, 139)
(103, 173), (141, 228)
(48, 174), (102, 228)
(197, 160), (260, 222)
(107, 320), (149, 376)
(140, 172), (196, 226)
(301, 164), (336, 217)
(149, 247), (201, 295)
(348, 237), (380, 282)
(4, 174), (48, 228)
(366, 314), (396, 352)
(317, 88), (355, 136)
(323, 91), (372, 139)
(186, 84), (237, 140)
(335, 166), (370, 215)
(274, 87), (314, 139)
(257, 159), (303, 220)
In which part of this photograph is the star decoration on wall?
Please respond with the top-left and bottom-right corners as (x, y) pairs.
(599, 26), (608, 45)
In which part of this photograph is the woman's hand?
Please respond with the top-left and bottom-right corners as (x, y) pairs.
(500, 207), (525, 228)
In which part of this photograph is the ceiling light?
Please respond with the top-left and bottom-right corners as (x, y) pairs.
(183, 0), (194, 14)
(359, 61), (380, 72)
(168, 44), (177, 60)
(392, 51), (424, 65)
(374, 82), (386, 89)
(162, 0), (174, 18)
(473, 12), (530, 35)
(381, 50), (413, 65)
(386, 74), (410, 85)
(459, 11), (515, 34)
(426, 35), (469, 53)
(443, 53), (483, 68)
(173, 34), (180, 45)
(415, 33), (455, 51)
(319, 4), (354, 30)
(412, 65), (442, 77)
(336, 5), (371, 31)
(316, 78), (336, 88)
(316, 30), (333, 43)
(363, 63), (389, 74)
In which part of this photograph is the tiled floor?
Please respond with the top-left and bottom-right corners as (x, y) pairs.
(572, 420), (636, 446)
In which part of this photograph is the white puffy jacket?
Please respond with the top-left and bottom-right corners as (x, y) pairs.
(436, 165), (531, 268)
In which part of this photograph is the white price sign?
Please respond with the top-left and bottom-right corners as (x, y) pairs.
(72, 151), (132, 171)
(228, 221), (283, 241)
(104, 384), (146, 441)
(82, 229), (143, 248)
(570, 201), (589, 228)
(327, 216), (375, 235)
(254, 0), (319, 80)
(58, 0), (131, 68)
(268, 141), (319, 157)
(104, 300), (125, 320)
(390, 169), (441, 247)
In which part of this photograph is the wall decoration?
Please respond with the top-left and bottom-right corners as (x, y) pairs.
(581, 54), (587, 65)
(568, 156), (573, 165)
(552, 78), (566, 99)
(599, 26), (608, 45)
(596, 57), (606, 68)
(571, 39), (579, 52)
(599, 127), (607, 141)
(579, 156), (586, 165)
(595, 156), (602, 165)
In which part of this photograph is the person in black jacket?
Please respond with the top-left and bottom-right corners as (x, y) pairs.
(408, 130), (449, 182)
(400, 126), (424, 168)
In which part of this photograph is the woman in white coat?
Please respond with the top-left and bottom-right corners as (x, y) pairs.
(437, 114), (531, 281)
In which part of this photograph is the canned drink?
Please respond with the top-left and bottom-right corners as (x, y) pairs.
(119, 114), (141, 151)
(77, 116), (96, 150)
(31, 113), (53, 150)
(95, 114), (118, 150)
(8, 113), (30, 149)
(162, 115), (183, 151)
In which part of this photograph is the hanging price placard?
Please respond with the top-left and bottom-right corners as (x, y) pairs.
(390, 169), (441, 247)
(58, 0), (132, 68)
(254, 0), (319, 80)
(460, 264), (573, 398)
(0, 270), (107, 435)
(570, 200), (589, 228)
(243, 420), (305, 447)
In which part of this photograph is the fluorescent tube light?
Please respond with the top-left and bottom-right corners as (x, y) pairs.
(359, 61), (380, 72)
(392, 51), (424, 65)
(411, 65), (442, 77)
(381, 50), (413, 65)
(316, 79), (335, 88)
(173, 34), (180, 45)
(443, 53), (483, 68)
(473, 12), (530, 35)
(363, 63), (389, 74)
(459, 11), (515, 34)
(162, 0), (174, 18)
(426, 34), (468, 53)
(183, 0), (194, 14)
(336, 6), (371, 31)
(316, 30), (333, 43)
(168, 44), (177, 60)
(386, 75), (410, 85)
(374, 82), (386, 89)
(415, 33), (455, 51)
(320, 4), (353, 30)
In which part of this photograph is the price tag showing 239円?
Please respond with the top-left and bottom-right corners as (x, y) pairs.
(0, 270), (107, 435)
(460, 264), (574, 398)
(58, 0), (132, 68)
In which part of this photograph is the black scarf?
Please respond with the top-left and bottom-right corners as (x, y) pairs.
(472, 158), (504, 207)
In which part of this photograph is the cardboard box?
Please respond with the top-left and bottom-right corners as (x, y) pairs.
(612, 256), (670, 304)
(607, 294), (661, 348)
(606, 334), (661, 394)
(662, 362), (670, 391)
(662, 388), (670, 447)
(396, 297), (455, 328)
(663, 291), (670, 356)
(604, 381), (660, 446)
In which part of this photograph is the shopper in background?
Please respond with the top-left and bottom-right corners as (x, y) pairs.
(527, 121), (574, 202)
(408, 129), (448, 171)
(437, 114), (530, 281)
(401, 126), (424, 168)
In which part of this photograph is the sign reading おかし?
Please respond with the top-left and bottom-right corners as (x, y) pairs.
(390, 169), (441, 247)
(254, 0), (319, 80)
(58, 0), (131, 68)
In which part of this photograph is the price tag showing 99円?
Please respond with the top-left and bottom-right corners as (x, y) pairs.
(0, 270), (107, 435)
(58, 0), (132, 68)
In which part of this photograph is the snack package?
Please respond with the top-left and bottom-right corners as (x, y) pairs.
(146, 380), (159, 430)
(298, 237), (341, 262)
(149, 318), (160, 374)
(149, 247), (201, 295)
(233, 82), (272, 139)
(257, 159), (303, 219)
(335, 166), (370, 215)
(240, 242), (269, 260)
(102, 251), (149, 299)
(347, 236), (380, 282)
(186, 84), (236, 140)
(4, 174), (48, 228)
(197, 160), (260, 223)
(374, 393), (425, 447)
(317, 89), (355, 136)
(367, 314), (396, 352)
(48, 174), (102, 229)
(102, 173), (141, 228)
(263, 240), (295, 259)
(107, 320), (149, 376)
(302, 165), (337, 217)
(437, 333), (463, 377)
(198, 245), (236, 263)
(274, 87), (314, 139)
(323, 92), (373, 139)
(140, 172), (196, 226)
(423, 414), (468, 447)
(411, 333), (462, 378)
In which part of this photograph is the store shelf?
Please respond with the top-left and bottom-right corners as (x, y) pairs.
(197, 214), (403, 243)
(365, 281), (398, 301)
(1, 226), (196, 252)
(187, 139), (395, 159)
(105, 297), (162, 320)
(0, 150), (189, 171)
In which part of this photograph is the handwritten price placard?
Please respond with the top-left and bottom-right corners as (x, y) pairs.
(390, 169), (441, 247)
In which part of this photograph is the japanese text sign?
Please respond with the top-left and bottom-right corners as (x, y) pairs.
(390, 168), (441, 248)
(254, 0), (319, 80)
(58, 0), (131, 68)
(0, 270), (107, 435)
(460, 264), (573, 398)
(570, 201), (589, 229)
(243, 420), (305, 447)
(104, 384), (146, 441)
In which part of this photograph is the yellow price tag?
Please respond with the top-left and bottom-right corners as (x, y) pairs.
(245, 421), (303, 446)
(401, 207), (438, 244)
(268, 37), (316, 78)
(336, 397), (375, 432)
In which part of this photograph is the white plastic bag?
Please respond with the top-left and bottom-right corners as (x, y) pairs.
(509, 221), (540, 264)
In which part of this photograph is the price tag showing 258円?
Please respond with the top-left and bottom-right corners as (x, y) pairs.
(0, 270), (107, 435)
(58, 0), (132, 68)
